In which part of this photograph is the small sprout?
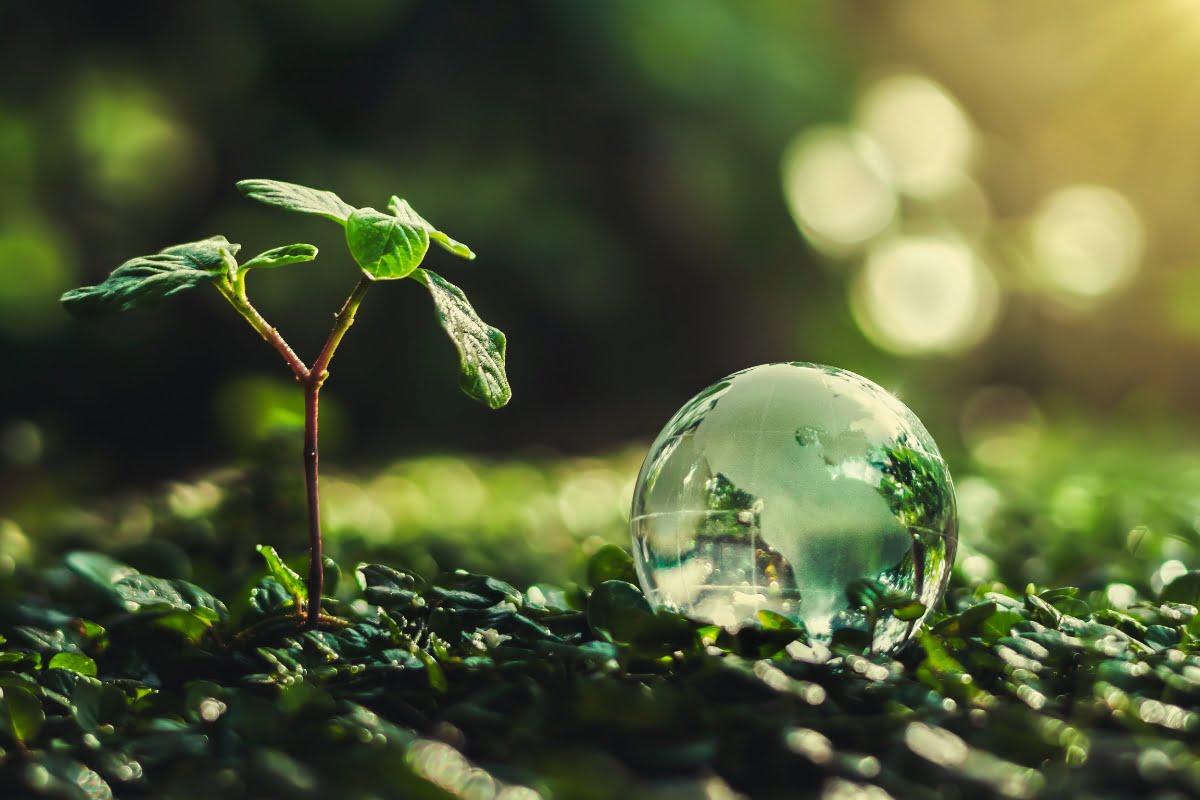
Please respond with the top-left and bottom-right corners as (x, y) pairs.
(60, 180), (510, 627)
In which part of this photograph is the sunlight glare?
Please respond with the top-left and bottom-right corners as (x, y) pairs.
(851, 235), (999, 355)
(781, 127), (896, 255)
(856, 74), (974, 199)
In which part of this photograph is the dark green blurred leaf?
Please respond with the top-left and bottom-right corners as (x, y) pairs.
(1161, 571), (1200, 605)
(33, 754), (113, 800)
(586, 545), (637, 589)
(1, 684), (44, 744)
(587, 580), (653, 643)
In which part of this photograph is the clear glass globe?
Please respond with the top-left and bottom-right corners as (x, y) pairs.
(631, 363), (957, 650)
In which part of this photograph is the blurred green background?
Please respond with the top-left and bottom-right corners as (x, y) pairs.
(4, 1), (1200, 589)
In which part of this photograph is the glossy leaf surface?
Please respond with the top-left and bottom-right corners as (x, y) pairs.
(345, 207), (430, 279)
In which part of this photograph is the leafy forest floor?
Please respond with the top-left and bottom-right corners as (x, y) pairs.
(2, 428), (1200, 799)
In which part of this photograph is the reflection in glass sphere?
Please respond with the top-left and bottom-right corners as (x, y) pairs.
(631, 363), (957, 651)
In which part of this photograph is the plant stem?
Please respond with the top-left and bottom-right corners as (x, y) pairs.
(303, 381), (322, 628)
(218, 272), (373, 629)
(311, 276), (373, 387)
(217, 279), (309, 380)
(302, 275), (372, 628)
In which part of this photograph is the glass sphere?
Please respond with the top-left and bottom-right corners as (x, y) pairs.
(631, 363), (957, 650)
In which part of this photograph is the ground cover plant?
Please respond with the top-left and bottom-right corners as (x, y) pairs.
(2, 434), (1200, 800)
(59, 180), (511, 627)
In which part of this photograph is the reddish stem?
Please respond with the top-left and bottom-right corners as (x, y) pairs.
(222, 273), (373, 629)
(303, 382), (322, 628)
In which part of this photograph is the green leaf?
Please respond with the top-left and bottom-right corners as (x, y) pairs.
(587, 580), (654, 643)
(240, 243), (318, 272)
(414, 268), (511, 409)
(1161, 571), (1200, 605)
(111, 575), (227, 642)
(756, 610), (798, 630)
(237, 179), (355, 223)
(586, 545), (638, 589)
(891, 599), (927, 622)
(48, 652), (98, 677)
(1, 684), (44, 745)
(388, 196), (475, 259)
(113, 574), (187, 611)
(64, 552), (139, 590)
(61, 236), (237, 317)
(69, 678), (128, 734)
(346, 207), (430, 279)
(257, 545), (308, 604)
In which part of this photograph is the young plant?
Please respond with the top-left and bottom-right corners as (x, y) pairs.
(60, 179), (511, 627)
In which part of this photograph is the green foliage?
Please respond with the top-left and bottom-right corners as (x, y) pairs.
(60, 236), (236, 316)
(59, 178), (509, 411)
(47, 652), (98, 677)
(56, 177), (510, 630)
(0, 685), (44, 746)
(414, 268), (511, 409)
(1162, 571), (1200, 605)
(586, 544), (638, 588)
(5, 539), (1200, 799)
(239, 243), (318, 273)
(345, 207), (430, 279)
(388, 196), (475, 259)
(256, 544), (307, 605)
(236, 179), (355, 223)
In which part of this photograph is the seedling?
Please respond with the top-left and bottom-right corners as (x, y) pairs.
(60, 179), (510, 627)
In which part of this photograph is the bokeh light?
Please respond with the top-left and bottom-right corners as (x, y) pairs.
(851, 235), (999, 355)
(70, 74), (208, 207)
(0, 216), (76, 336)
(856, 74), (974, 199)
(1031, 185), (1145, 301)
(781, 127), (896, 255)
(959, 386), (1044, 471)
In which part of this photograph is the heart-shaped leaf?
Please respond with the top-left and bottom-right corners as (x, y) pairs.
(237, 179), (355, 223)
(61, 236), (237, 317)
(414, 268), (511, 409)
(345, 207), (430, 280)
(388, 196), (475, 259)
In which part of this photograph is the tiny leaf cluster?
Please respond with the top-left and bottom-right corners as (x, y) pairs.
(61, 179), (509, 409)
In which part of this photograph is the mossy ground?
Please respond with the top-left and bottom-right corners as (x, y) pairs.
(2, 435), (1199, 799)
